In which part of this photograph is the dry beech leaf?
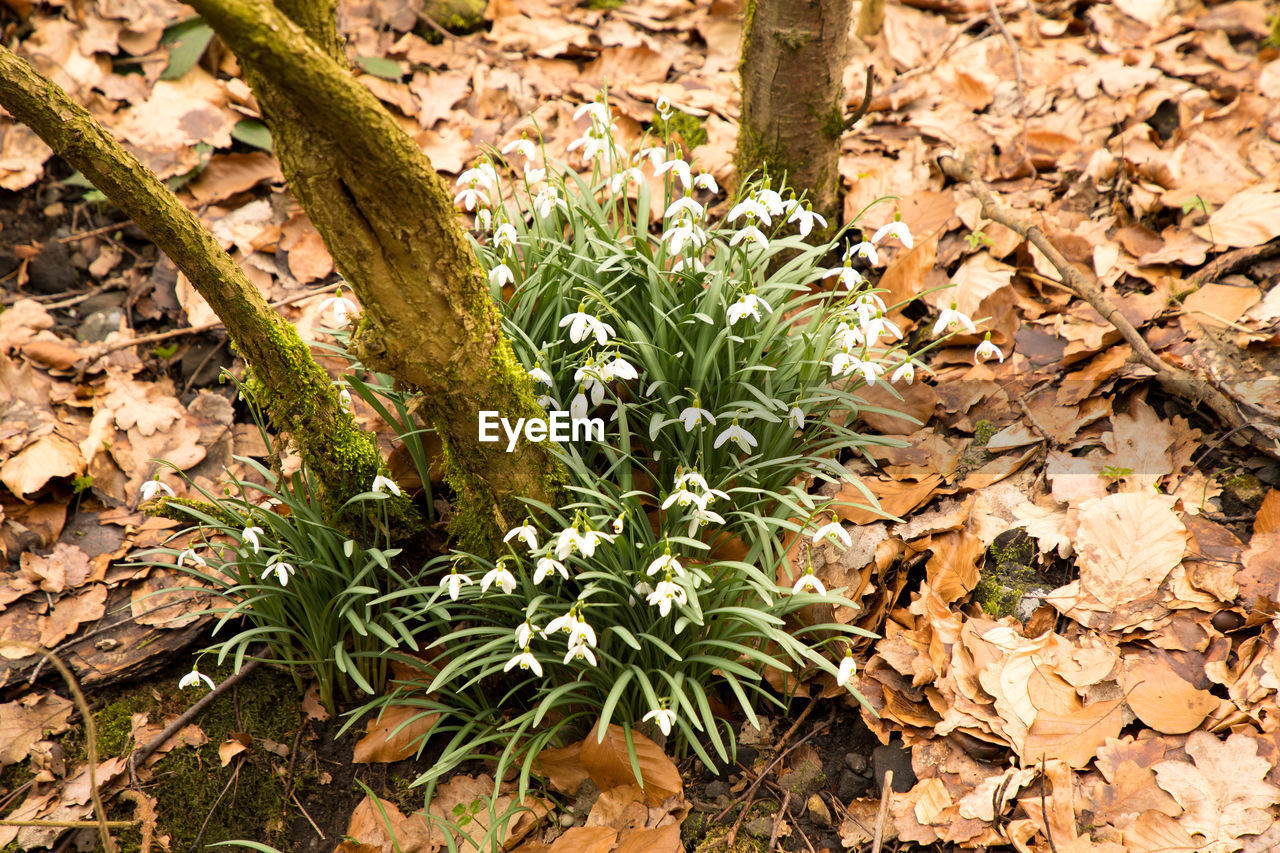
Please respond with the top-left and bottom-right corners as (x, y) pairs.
(353, 704), (437, 763)
(1021, 699), (1123, 768)
(1074, 492), (1185, 608)
(0, 693), (74, 768)
(1193, 184), (1280, 248)
(579, 722), (682, 805)
(613, 823), (683, 853)
(1255, 488), (1280, 536)
(547, 826), (616, 852)
(218, 738), (248, 767)
(0, 433), (85, 498)
(1122, 809), (1201, 853)
(1121, 656), (1219, 735)
(535, 742), (590, 795)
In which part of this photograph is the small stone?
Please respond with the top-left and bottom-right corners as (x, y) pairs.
(76, 308), (124, 342)
(704, 780), (729, 799)
(843, 752), (868, 774)
(1015, 585), (1053, 622)
(558, 813), (576, 828)
(806, 793), (831, 827)
(837, 769), (868, 802)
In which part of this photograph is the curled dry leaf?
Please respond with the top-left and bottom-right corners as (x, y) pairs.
(579, 722), (682, 806)
(352, 704), (437, 763)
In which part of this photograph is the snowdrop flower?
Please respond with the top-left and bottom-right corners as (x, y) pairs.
(789, 406), (805, 431)
(372, 474), (400, 496)
(559, 307), (616, 345)
(533, 186), (563, 219)
(577, 528), (613, 557)
(502, 137), (538, 162)
(611, 513), (626, 535)
(262, 559), (295, 586)
(853, 291), (887, 316)
(834, 321), (864, 351)
(523, 166), (546, 185)
(573, 100), (611, 125)
(655, 95), (673, 120)
(338, 388), (353, 410)
(665, 197), (704, 220)
(714, 420), (758, 453)
(504, 521), (538, 551)
(567, 617), (597, 649)
(727, 292), (773, 326)
(891, 359), (922, 384)
(787, 203), (827, 238)
(646, 578), (688, 617)
(643, 706), (677, 737)
(843, 355), (885, 384)
(139, 479), (175, 501)
(674, 469), (709, 491)
(575, 362), (607, 406)
(638, 146), (668, 170)
(536, 394), (556, 409)
(611, 166), (645, 194)
(481, 562), (517, 594)
(504, 646), (543, 677)
(457, 163), (497, 189)
(693, 172), (718, 193)
(729, 225), (769, 250)
(847, 241), (880, 265)
(533, 556), (568, 584)
(812, 519), (852, 549)
(756, 188), (787, 217)
(836, 651), (857, 686)
(829, 264), (864, 291)
(662, 488), (708, 511)
(493, 222), (518, 252)
(564, 642), (597, 666)
(177, 548), (206, 568)
(528, 364), (553, 386)
(663, 219), (707, 255)
(555, 526), (584, 560)
(474, 208), (493, 232)
(179, 669), (215, 691)
(440, 569), (473, 601)
(872, 220), (914, 248)
(568, 125), (611, 163)
(678, 400), (716, 431)
(686, 507), (725, 537)
(655, 158), (692, 190)
(671, 256), (705, 275)
(975, 332), (1005, 363)
(933, 302), (977, 336)
(727, 198), (772, 226)
(320, 289), (359, 325)
(600, 355), (638, 382)
(514, 620), (541, 648)
(570, 391), (589, 421)
(647, 548), (684, 578)
(792, 566), (827, 595)
(453, 166), (495, 211)
(862, 312), (902, 343)
(242, 526), (264, 554)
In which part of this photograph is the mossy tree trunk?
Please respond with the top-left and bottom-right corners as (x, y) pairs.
(737, 0), (854, 224)
(0, 46), (382, 507)
(185, 0), (563, 550)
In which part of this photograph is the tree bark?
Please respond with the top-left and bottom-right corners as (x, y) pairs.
(0, 45), (382, 506)
(187, 0), (563, 550)
(737, 0), (853, 224)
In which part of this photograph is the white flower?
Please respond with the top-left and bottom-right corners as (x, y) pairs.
(674, 470), (709, 492)
(727, 293), (773, 325)
(638, 146), (668, 170)
(242, 526), (264, 554)
(829, 265), (865, 291)
(647, 551), (684, 577)
(179, 669), (215, 691)
(564, 642), (597, 666)
(493, 222), (518, 251)
(481, 563), (517, 594)
(812, 520), (851, 549)
(662, 488), (708, 511)
(177, 548), (206, 568)
(933, 302), (977, 335)
(756, 188), (786, 217)
(536, 394), (556, 409)
(534, 556), (569, 584)
(570, 391), (589, 421)
(678, 405), (716, 431)
(847, 241), (880, 265)
(655, 158), (692, 190)
(672, 256), (705, 275)
(611, 167), (645, 194)
(729, 225), (769, 250)
(555, 527), (585, 560)
(787, 204), (827, 238)
(835, 321), (864, 350)
(533, 186), (563, 218)
(504, 523), (538, 551)
(578, 529), (612, 557)
(843, 356), (885, 384)
(728, 198), (772, 226)
(600, 356), (638, 382)
(975, 334), (1005, 363)
(338, 388), (353, 410)
(528, 365), (553, 386)
(664, 197), (704, 220)
(791, 569), (827, 595)
(663, 220), (707, 255)
(514, 620), (541, 647)
(872, 220), (914, 248)
(504, 646), (543, 677)
(836, 652), (857, 686)
(489, 263), (514, 289)
(694, 173), (719, 193)
(567, 616), (597, 648)
(642, 706), (678, 736)
(656, 95), (673, 120)
(573, 100), (611, 125)
(646, 578), (688, 616)
(139, 479), (175, 501)
(502, 137), (538, 161)
(453, 186), (487, 211)
(523, 166), (546, 184)
(474, 208), (493, 232)
(319, 292), (359, 325)
(440, 570), (473, 601)
(891, 359), (920, 384)
(862, 313), (902, 343)
(372, 475), (401, 496)
(788, 407), (805, 431)
(713, 421), (758, 453)
(686, 507), (724, 536)
(854, 292), (887, 315)
(612, 513), (625, 534)
(567, 126), (611, 163)
(262, 560), (295, 586)
(456, 164), (497, 190)
(559, 311), (616, 345)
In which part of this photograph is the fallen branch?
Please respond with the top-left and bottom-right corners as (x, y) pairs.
(871, 769), (892, 853)
(939, 153), (1280, 457)
(1181, 237), (1280, 295)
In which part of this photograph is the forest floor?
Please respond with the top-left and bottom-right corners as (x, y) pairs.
(2, 0), (1280, 851)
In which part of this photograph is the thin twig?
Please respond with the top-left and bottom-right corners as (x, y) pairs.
(291, 791), (326, 840)
(768, 791), (791, 851)
(714, 702), (818, 823)
(1040, 756), (1057, 853)
(986, 0), (1035, 179)
(116, 790), (155, 853)
(1182, 238), (1280, 294)
(0, 820), (136, 829)
(871, 769), (893, 853)
(189, 762), (239, 853)
(843, 67), (876, 131)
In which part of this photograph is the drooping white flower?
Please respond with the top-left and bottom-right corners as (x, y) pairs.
(789, 406), (805, 431)
(570, 391), (589, 421)
(686, 507), (725, 537)
(729, 225), (769, 250)
(756, 188), (787, 217)
(812, 520), (852, 549)
(655, 95), (673, 120)
(791, 568), (827, 595)
(262, 560), (295, 586)
(528, 365), (553, 386)
(567, 125), (612, 163)
(693, 172), (719, 193)
(533, 186), (563, 218)
(842, 355), (885, 385)
(456, 163), (497, 190)
(662, 488), (708, 512)
(671, 256), (705, 275)
(872, 220), (914, 248)
(481, 563), (517, 594)
(975, 333), (1005, 363)
(573, 100), (611, 125)
(338, 388), (353, 410)
(453, 184), (488, 211)
(678, 405), (716, 432)
(674, 469), (709, 492)
(504, 522), (538, 552)
(646, 578), (688, 616)
(577, 528), (613, 557)
(891, 359), (921, 384)
(646, 549), (684, 577)
(847, 241), (880, 265)
(177, 548), (206, 568)
(600, 356), (638, 382)
(242, 526), (264, 554)
(320, 291), (360, 326)
(836, 651), (857, 686)
(567, 616), (597, 649)
(727, 293), (773, 326)
(514, 620), (541, 648)
(474, 208), (493, 232)
(139, 479), (175, 501)
(637, 146), (668, 170)
(179, 669), (215, 691)
(502, 137), (538, 162)
(829, 265), (864, 291)
(611, 513), (625, 535)
(642, 706), (678, 737)
(533, 556), (569, 584)
(713, 421), (758, 453)
(559, 310), (616, 346)
(489, 263), (514, 289)
(728, 198), (772, 226)
(655, 158), (692, 190)
(933, 302), (977, 336)
(664, 197), (704, 220)
(862, 312), (902, 343)
(440, 569), (473, 601)
(555, 527), (585, 560)
(493, 222), (518, 252)
(504, 646), (543, 677)
(564, 642), (597, 666)
(610, 166), (646, 194)
(663, 219), (707, 255)
(372, 475), (400, 496)
(787, 204), (827, 238)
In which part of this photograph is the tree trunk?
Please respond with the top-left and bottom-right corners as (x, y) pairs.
(0, 46), (382, 507)
(737, 0), (853, 224)
(187, 0), (563, 550)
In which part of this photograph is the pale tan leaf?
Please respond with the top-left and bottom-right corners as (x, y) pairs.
(1021, 699), (1123, 768)
(613, 823), (682, 853)
(0, 433), (85, 498)
(534, 741), (590, 795)
(1193, 184), (1280, 248)
(1075, 492), (1185, 608)
(579, 722), (682, 805)
(547, 826), (616, 852)
(0, 693), (74, 767)
(1121, 656), (1219, 735)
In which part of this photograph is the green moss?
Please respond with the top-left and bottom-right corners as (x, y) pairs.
(773, 28), (810, 51)
(587, 0), (624, 8)
(0, 762), (35, 821)
(693, 825), (767, 852)
(974, 562), (1038, 619)
(655, 111), (708, 150)
(973, 420), (996, 447)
